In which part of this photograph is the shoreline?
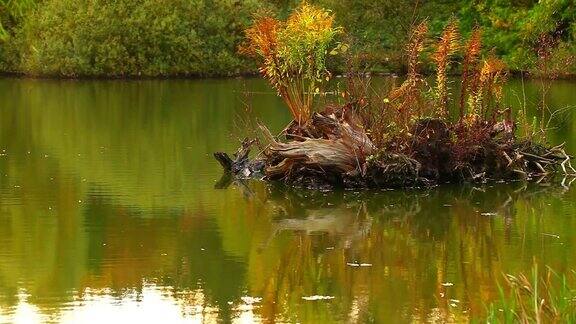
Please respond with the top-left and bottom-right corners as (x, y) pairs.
(1, 70), (575, 81)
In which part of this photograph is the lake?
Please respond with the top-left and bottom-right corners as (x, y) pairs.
(0, 77), (575, 323)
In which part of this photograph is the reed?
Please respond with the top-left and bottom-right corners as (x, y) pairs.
(486, 263), (576, 323)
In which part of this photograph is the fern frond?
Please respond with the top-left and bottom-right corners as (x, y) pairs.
(385, 21), (429, 131)
(460, 26), (482, 120)
(473, 56), (507, 119)
(406, 20), (429, 80)
(432, 19), (460, 117)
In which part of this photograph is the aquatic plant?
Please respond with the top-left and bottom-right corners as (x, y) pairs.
(242, 2), (342, 125)
(486, 263), (576, 323)
(476, 57), (507, 118)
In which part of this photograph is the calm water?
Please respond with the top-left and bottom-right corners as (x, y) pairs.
(0, 77), (576, 323)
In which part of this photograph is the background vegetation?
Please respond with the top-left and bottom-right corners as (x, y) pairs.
(0, 0), (574, 77)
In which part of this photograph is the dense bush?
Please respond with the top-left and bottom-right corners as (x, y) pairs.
(461, 0), (576, 76)
(0, 0), (574, 77)
(318, 0), (575, 75)
(316, 0), (459, 73)
(5, 0), (266, 77)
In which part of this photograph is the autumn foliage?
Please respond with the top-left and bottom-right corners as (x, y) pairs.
(242, 3), (341, 125)
(221, 6), (574, 190)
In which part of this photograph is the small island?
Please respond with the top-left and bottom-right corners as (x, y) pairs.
(215, 3), (575, 190)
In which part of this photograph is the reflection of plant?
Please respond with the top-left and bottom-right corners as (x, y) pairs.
(242, 3), (342, 125)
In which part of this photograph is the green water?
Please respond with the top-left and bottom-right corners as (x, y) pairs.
(0, 77), (575, 323)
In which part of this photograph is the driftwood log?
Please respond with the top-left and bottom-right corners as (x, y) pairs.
(261, 108), (377, 188)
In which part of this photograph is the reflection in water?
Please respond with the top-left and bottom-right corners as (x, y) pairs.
(235, 181), (576, 322)
(0, 77), (575, 322)
(0, 284), (264, 323)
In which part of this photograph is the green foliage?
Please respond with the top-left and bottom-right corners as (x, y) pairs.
(0, 0), (574, 77)
(243, 2), (341, 124)
(0, 0), (36, 40)
(7, 0), (266, 77)
(462, 0), (576, 75)
(485, 264), (576, 323)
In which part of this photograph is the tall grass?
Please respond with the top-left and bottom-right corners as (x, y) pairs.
(486, 263), (576, 323)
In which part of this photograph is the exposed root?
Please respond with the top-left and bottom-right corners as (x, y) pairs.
(216, 106), (574, 190)
(213, 138), (264, 179)
(259, 106), (376, 189)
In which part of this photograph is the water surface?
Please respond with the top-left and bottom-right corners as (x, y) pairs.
(0, 77), (576, 323)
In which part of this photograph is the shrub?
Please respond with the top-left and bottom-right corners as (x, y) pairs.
(463, 0), (576, 75)
(242, 2), (342, 125)
(0, 0), (36, 40)
(1, 0), (574, 77)
(12, 0), (267, 77)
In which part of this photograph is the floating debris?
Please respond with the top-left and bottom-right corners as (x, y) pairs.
(480, 212), (498, 216)
(441, 282), (454, 287)
(240, 296), (262, 304)
(347, 262), (373, 267)
(302, 295), (335, 301)
(542, 233), (560, 239)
